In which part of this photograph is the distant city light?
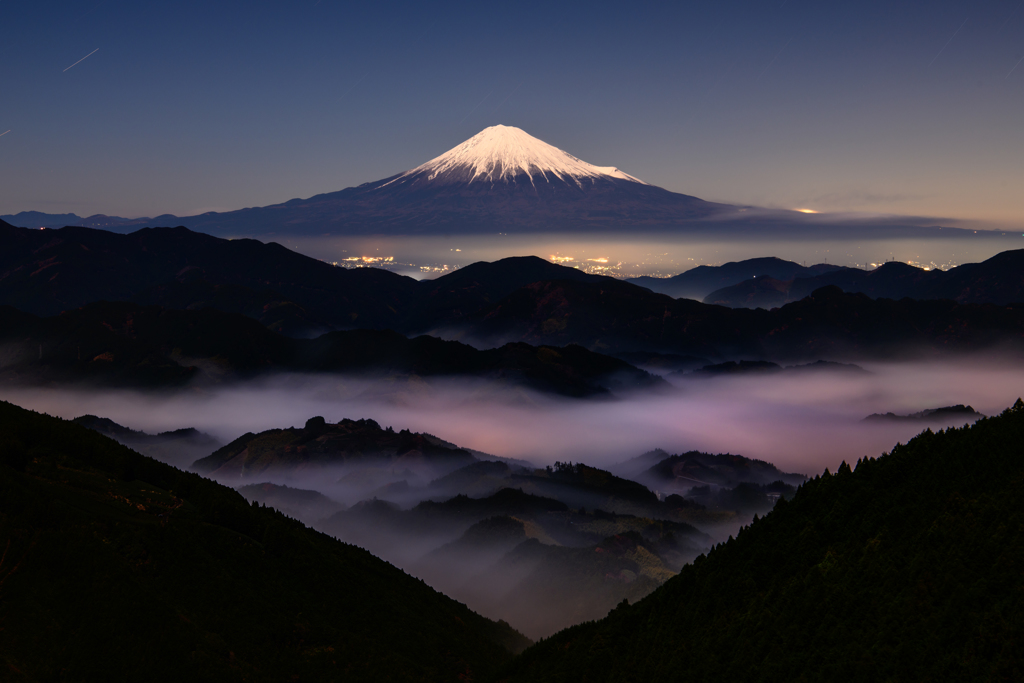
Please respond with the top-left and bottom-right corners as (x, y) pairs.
(794, 208), (818, 214)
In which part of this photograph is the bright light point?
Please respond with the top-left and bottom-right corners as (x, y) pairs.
(550, 255), (574, 263)
(794, 208), (818, 214)
(586, 258), (609, 264)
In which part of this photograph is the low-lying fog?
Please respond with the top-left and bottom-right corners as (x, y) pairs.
(7, 358), (1019, 638)
(4, 358), (1020, 477)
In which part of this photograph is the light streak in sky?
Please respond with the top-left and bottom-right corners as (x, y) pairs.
(928, 18), (967, 68)
(492, 82), (523, 116)
(757, 37), (792, 79)
(459, 89), (494, 125)
(63, 48), (99, 72)
(1007, 55), (1024, 79)
(0, 130), (10, 137)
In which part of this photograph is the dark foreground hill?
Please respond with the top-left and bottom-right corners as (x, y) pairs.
(502, 401), (1024, 682)
(0, 400), (528, 682)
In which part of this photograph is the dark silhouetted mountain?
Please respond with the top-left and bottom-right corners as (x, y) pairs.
(452, 277), (759, 358)
(406, 255), (605, 331)
(629, 257), (849, 300)
(506, 461), (663, 517)
(0, 400), (528, 681)
(672, 359), (867, 380)
(315, 487), (571, 564)
(193, 417), (476, 479)
(0, 302), (663, 397)
(611, 351), (712, 374)
(0, 211), (151, 229)
(782, 359), (868, 374)
(864, 404), (985, 424)
(427, 460), (525, 499)
(0, 223), (616, 336)
(682, 481), (799, 515)
(704, 274), (795, 308)
(687, 360), (783, 377)
(6, 223), (1024, 364)
(637, 450), (807, 492)
(419, 457), (686, 520)
(71, 414), (221, 470)
(413, 487), (571, 520)
(450, 282), (1024, 361)
(236, 482), (345, 525)
(706, 250), (1024, 308)
(0, 222), (418, 331)
(502, 400), (1024, 682)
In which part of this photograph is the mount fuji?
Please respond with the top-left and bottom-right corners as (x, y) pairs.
(5, 126), (731, 236)
(178, 125), (729, 236)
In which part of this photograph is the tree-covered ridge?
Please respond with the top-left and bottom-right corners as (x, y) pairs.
(193, 416), (476, 478)
(0, 400), (528, 682)
(502, 400), (1024, 682)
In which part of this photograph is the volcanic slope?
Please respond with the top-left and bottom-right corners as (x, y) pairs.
(0, 400), (529, 682)
(4, 126), (725, 236)
(502, 401), (1024, 682)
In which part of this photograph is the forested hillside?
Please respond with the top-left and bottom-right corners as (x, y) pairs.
(502, 401), (1024, 682)
(0, 401), (528, 682)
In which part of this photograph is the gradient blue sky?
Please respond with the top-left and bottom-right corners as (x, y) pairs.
(3, 0), (1023, 225)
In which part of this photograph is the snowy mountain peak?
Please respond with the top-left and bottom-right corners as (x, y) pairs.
(386, 125), (647, 189)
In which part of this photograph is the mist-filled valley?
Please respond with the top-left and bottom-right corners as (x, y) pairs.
(2, 355), (1011, 638)
(3, 357), (1014, 473)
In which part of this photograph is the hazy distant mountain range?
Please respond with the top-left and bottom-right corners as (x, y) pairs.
(627, 257), (852, 300)
(0, 126), (981, 237)
(701, 251), (1024, 308)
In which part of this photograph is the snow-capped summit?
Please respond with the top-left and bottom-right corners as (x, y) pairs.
(113, 125), (723, 236)
(381, 125), (647, 190)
